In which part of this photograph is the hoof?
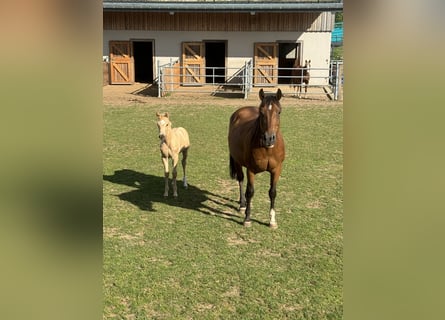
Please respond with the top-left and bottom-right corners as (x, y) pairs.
(243, 220), (252, 228)
(269, 223), (278, 229)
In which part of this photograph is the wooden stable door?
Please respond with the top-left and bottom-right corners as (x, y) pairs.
(254, 43), (278, 86)
(181, 42), (204, 85)
(109, 41), (134, 84)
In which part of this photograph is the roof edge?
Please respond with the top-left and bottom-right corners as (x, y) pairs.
(103, 2), (343, 13)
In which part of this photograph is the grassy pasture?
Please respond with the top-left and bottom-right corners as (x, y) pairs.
(103, 98), (343, 319)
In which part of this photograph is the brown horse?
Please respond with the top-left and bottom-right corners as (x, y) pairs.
(156, 112), (190, 197)
(228, 89), (285, 228)
(291, 59), (311, 98)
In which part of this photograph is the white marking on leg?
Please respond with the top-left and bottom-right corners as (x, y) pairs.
(183, 176), (188, 188)
(269, 208), (278, 229)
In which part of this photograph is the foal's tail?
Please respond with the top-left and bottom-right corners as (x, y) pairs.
(229, 156), (237, 180)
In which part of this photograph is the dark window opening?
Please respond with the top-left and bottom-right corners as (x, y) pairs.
(278, 42), (301, 84)
(205, 42), (226, 84)
(133, 41), (153, 83)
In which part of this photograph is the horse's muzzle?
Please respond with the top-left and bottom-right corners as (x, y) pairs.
(263, 132), (276, 148)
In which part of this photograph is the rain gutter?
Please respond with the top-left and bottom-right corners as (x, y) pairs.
(103, 1), (343, 13)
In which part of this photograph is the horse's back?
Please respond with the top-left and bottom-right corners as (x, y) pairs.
(229, 107), (262, 168)
(230, 106), (258, 123)
(172, 127), (190, 149)
(229, 106), (258, 141)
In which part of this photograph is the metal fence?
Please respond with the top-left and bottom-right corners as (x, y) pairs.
(329, 60), (343, 101)
(157, 59), (343, 100)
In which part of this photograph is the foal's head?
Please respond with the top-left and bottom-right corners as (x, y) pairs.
(258, 88), (282, 148)
(156, 112), (171, 140)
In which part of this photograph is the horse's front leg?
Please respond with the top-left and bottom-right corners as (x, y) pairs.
(181, 148), (188, 188)
(244, 170), (255, 227)
(161, 156), (169, 197)
(171, 154), (179, 197)
(268, 166), (282, 229)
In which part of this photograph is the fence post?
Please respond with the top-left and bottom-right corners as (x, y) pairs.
(157, 61), (162, 98)
(337, 62), (343, 101)
(334, 61), (340, 100)
(243, 61), (248, 99)
(333, 61), (344, 101)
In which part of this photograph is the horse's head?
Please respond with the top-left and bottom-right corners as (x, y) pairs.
(304, 59), (311, 68)
(156, 112), (171, 140)
(258, 88), (282, 148)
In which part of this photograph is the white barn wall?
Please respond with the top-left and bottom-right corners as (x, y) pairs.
(103, 30), (332, 85)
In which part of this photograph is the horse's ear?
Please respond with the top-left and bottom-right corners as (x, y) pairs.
(156, 112), (161, 118)
(259, 89), (265, 100)
(276, 89), (282, 101)
(164, 112), (169, 118)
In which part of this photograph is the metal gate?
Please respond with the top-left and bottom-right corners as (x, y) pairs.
(157, 59), (343, 100)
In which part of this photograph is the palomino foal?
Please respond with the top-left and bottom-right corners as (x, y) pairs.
(156, 112), (190, 197)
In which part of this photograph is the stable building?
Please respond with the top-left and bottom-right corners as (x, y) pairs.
(103, 0), (343, 94)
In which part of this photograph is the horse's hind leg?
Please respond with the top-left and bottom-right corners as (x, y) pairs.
(171, 154), (179, 197)
(243, 170), (255, 227)
(236, 165), (246, 211)
(181, 148), (188, 188)
(230, 156), (246, 210)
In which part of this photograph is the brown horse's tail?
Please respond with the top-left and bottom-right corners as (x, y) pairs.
(229, 156), (237, 180)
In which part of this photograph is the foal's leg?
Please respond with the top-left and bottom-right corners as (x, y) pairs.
(171, 154), (179, 197)
(181, 148), (188, 188)
(268, 166), (282, 229)
(243, 170), (255, 227)
(162, 156), (169, 197)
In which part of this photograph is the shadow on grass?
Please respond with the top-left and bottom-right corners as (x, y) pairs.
(103, 169), (270, 227)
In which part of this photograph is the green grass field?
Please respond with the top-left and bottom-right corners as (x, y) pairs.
(103, 99), (343, 319)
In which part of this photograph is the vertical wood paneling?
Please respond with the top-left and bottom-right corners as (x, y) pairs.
(104, 12), (335, 32)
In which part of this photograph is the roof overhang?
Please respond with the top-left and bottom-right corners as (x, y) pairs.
(103, 1), (343, 13)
